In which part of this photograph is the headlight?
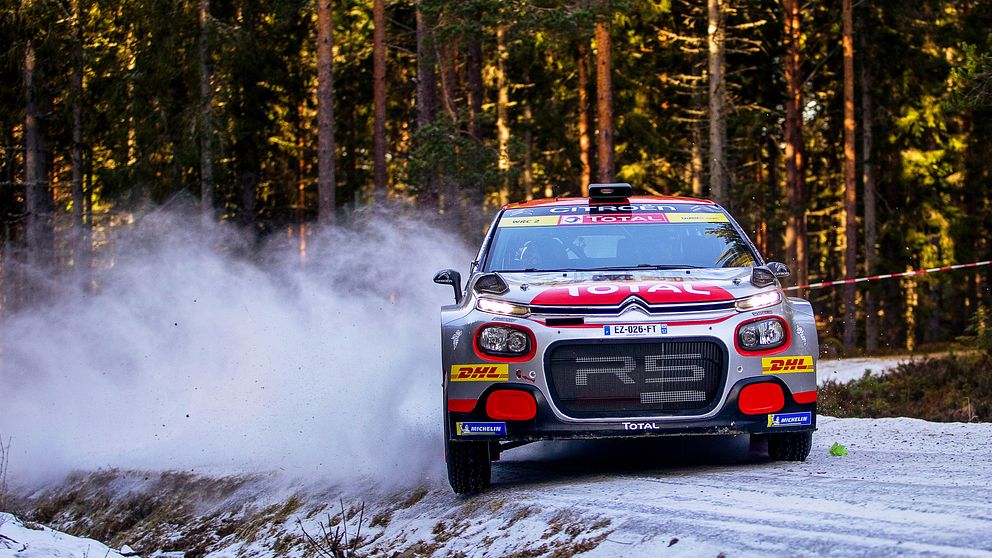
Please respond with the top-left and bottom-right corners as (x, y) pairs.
(737, 317), (787, 351)
(735, 290), (783, 312)
(476, 297), (530, 317)
(477, 324), (532, 357)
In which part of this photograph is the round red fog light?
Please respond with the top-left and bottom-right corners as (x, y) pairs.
(739, 383), (784, 415)
(486, 390), (537, 421)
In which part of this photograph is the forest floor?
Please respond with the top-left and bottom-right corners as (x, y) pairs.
(5, 415), (992, 558)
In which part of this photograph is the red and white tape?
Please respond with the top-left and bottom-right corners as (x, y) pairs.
(783, 260), (992, 292)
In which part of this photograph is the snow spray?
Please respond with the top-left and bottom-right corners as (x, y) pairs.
(0, 208), (472, 487)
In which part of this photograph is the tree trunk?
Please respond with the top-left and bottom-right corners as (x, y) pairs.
(84, 148), (93, 221)
(691, 75), (705, 197)
(523, 103), (533, 200)
(594, 11), (614, 183)
(295, 100), (307, 258)
(198, 0), (214, 220)
(756, 148), (767, 254)
(238, 150), (258, 229)
(469, 27), (487, 222)
(317, 0), (337, 224)
(903, 269), (917, 350)
(496, 26), (511, 206)
(415, 3), (438, 208)
(466, 33), (484, 141)
(842, 0), (857, 354)
(765, 133), (779, 257)
(416, 6), (437, 130)
(707, 0), (727, 205)
(71, 0), (89, 277)
(437, 42), (458, 120)
(577, 41), (592, 196)
(23, 39), (52, 272)
(125, 30), (137, 182)
(860, 13), (878, 353)
(372, 0), (387, 203)
(235, 3), (259, 229)
(783, 0), (807, 291)
(435, 42), (459, 215)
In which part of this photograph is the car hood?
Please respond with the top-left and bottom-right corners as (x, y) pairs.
(485, 268), (771, 307)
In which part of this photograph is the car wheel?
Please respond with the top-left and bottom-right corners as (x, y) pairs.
(767, 430), (813, 461)
(446, 440), (492, 495)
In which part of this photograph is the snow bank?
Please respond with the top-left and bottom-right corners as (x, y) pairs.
(818, 355), (910, 385)
(0, 513), (128, 558)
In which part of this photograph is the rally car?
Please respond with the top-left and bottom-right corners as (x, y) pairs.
(434, 183), (818, 494)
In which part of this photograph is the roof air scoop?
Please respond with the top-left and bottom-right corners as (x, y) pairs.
(589, 183), (633, 200)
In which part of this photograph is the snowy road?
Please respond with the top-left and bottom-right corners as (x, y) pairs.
(11, 416), (992, 557)
(467, 416), (992, 557)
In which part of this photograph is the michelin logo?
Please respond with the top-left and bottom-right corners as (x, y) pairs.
(767, 412), (812, 428)
(455, 422), (507, 436)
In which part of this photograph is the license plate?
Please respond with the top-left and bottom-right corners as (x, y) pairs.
(603, 324), (668, 337)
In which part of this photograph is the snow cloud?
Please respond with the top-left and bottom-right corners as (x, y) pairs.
(0, 208), (472, 488)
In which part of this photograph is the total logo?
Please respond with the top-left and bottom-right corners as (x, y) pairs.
(562, 283), (713, 297)
(450, 363), (509, 382)
(559, 213), (670, 225)
(531, 282), (733, 306)
(622, 421), (660, 430)
(548, 204), (679, 213)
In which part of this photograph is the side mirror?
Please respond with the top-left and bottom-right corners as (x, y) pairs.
(433, 269), (463, 304)
(767, 261), (791, 278)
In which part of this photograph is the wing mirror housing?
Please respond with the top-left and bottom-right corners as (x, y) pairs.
(767, 262), (791, 278)
(434, 269), (463, 304)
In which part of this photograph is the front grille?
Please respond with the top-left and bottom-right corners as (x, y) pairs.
(547, 339), (725, 418)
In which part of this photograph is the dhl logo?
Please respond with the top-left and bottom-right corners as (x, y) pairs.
(761, 356), (814, 374)
(450, 363), (509, 382)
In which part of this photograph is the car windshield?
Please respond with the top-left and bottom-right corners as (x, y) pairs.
(483, 207), (757, 272)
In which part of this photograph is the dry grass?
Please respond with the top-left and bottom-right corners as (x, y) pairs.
(298, 499), (366, 558)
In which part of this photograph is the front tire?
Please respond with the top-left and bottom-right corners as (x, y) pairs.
(767, 430), (813, 461)
(446, 440), (492, 495)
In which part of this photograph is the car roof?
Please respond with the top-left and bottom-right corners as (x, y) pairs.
(503, 195), (716, 210)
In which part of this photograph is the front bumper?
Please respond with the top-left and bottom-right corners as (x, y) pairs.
(447, 376), (816, 442)
(442, 295), (820, 443)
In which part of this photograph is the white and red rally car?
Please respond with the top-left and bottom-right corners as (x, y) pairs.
(434, 184), (818, 494)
